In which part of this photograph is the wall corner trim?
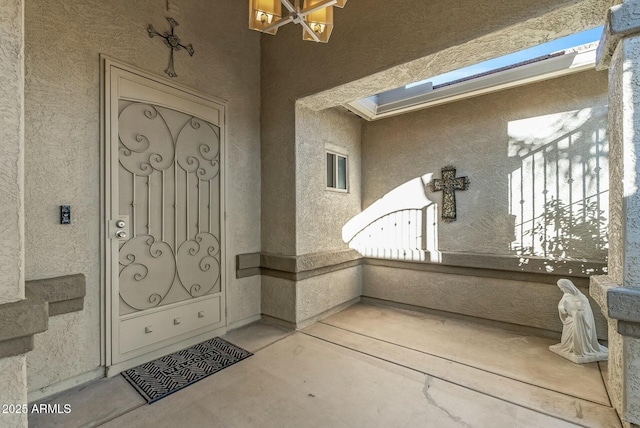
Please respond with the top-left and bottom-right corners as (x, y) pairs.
(26, 274), (86, 316)
(238, 249), (604, 285)
(590, 275), (640, 338)
(237, 249), (363, 280)
(597, 0), (640, 70)
(0, 289), (48, 358)
(0, 274), (87, 358)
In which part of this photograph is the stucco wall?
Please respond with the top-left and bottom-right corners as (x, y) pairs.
(296, 267), (361, 325)
(24, 0), (261, 396)
(0, 356), (28, 427)
(615, 35), (640, 291)
(296, 107), (361, 255)
(605, 33), (640, 426)
(262, 106), (361, 327)
(606, 31), (627, 416)
(262, 276), (296, 323)
(261, 267), (362, 326)
(363, 265), (608, 338)
(355, 70), (609, 336)
(0, 0), (24, 305)
(0, 0), (27, 425)
(618, 33), (640, 428)
(261, 0), (610, 256)
(361, 70), (609, 259)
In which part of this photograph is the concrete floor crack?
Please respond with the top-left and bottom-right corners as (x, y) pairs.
(423, 375), (473, 428)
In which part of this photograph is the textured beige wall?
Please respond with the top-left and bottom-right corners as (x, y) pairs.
(361, 70), (608, 258)
(261, 267), (362, 326)
(24, 0), (261, 395)
(357, 71), (609, 339)
(0, 0), (24, 305)
(0, 356), (27, 427)
(0, 0), (27, 424)
(611, 36), (640, 290)
(296, 107), (361, 255)
(296, 267), (361, 325)
(261, 0), (610, 257)
(260, 1), (609, 335)
(606, 32), (627, 417)
(627, 337), (640, 424)
(619, 33), (640, 428)
(261, 276), (297, 323)
(266, 105), (362, 328)
(363, 265), (608, 338)
(605, 33), (640, 426)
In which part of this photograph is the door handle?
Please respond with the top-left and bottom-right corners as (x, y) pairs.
(109, 216), (130, 240)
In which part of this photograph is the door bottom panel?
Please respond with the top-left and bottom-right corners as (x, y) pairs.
(119, 295), (222, 355)
(107, 324), (227, 377)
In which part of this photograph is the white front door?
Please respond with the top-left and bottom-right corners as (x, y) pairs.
(103, 59), (226, 371)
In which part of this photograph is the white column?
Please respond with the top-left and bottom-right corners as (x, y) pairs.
(0, 0), (27, 426)
(593, 1), (640, 426)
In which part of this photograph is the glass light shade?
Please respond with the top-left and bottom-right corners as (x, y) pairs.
(249, 0), (282, 35)
(303, 0), (333, 43)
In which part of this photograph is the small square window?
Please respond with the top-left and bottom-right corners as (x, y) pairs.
(327, 151), (348, 192)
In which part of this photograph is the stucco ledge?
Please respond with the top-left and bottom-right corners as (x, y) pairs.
(0, 289), (48, 359)
(0, 274), (87, 359)
(596, 0), (640, 70)
(590, 275), (640, 338)
(26, 274), (86, 316)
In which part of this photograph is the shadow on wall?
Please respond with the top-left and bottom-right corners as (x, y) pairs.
(507, 107), (608, 264)
(343, 107), (608, 267)
(342, 176), (440, 262)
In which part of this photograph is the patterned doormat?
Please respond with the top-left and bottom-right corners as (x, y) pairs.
(121, 337), (252, 403)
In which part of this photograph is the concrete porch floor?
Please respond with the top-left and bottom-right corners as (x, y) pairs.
(30, 303), (620, 427)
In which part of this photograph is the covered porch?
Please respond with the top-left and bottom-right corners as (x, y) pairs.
(2, 0), (640, 427)
(31, 302), (619, 427)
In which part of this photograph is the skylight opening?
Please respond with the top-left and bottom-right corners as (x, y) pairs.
(346, 27), (604, 121)
(406, 26), (603, 90)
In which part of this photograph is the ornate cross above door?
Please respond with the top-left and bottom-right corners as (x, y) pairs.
(147, 17), (194, 78)
(429, 165), (470, 223)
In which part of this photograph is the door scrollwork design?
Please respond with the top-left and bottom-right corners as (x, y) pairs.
(176, 117), (220, 180)
(177, 233), (221, 297)
(118, 103), (175, 175)
(119, 235), (176, 310)
(117, 101), (222, 313)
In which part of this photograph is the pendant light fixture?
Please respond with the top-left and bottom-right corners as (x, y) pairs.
(249, 0), (347, 43)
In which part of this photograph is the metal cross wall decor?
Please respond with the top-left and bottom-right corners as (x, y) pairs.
(147, 17), (194, 78)
(429, 165), (470, 223)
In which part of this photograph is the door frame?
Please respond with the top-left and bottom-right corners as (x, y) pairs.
(100, 55), (228, 375)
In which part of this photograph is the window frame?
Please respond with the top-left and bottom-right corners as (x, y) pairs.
(326, 150), (349, 193)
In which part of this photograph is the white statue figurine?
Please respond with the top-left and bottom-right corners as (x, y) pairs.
(549, 279), (608, 364)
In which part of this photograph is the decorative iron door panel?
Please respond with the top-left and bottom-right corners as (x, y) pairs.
(118, 101), (222, 314)
(105, 62), (226, 367)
